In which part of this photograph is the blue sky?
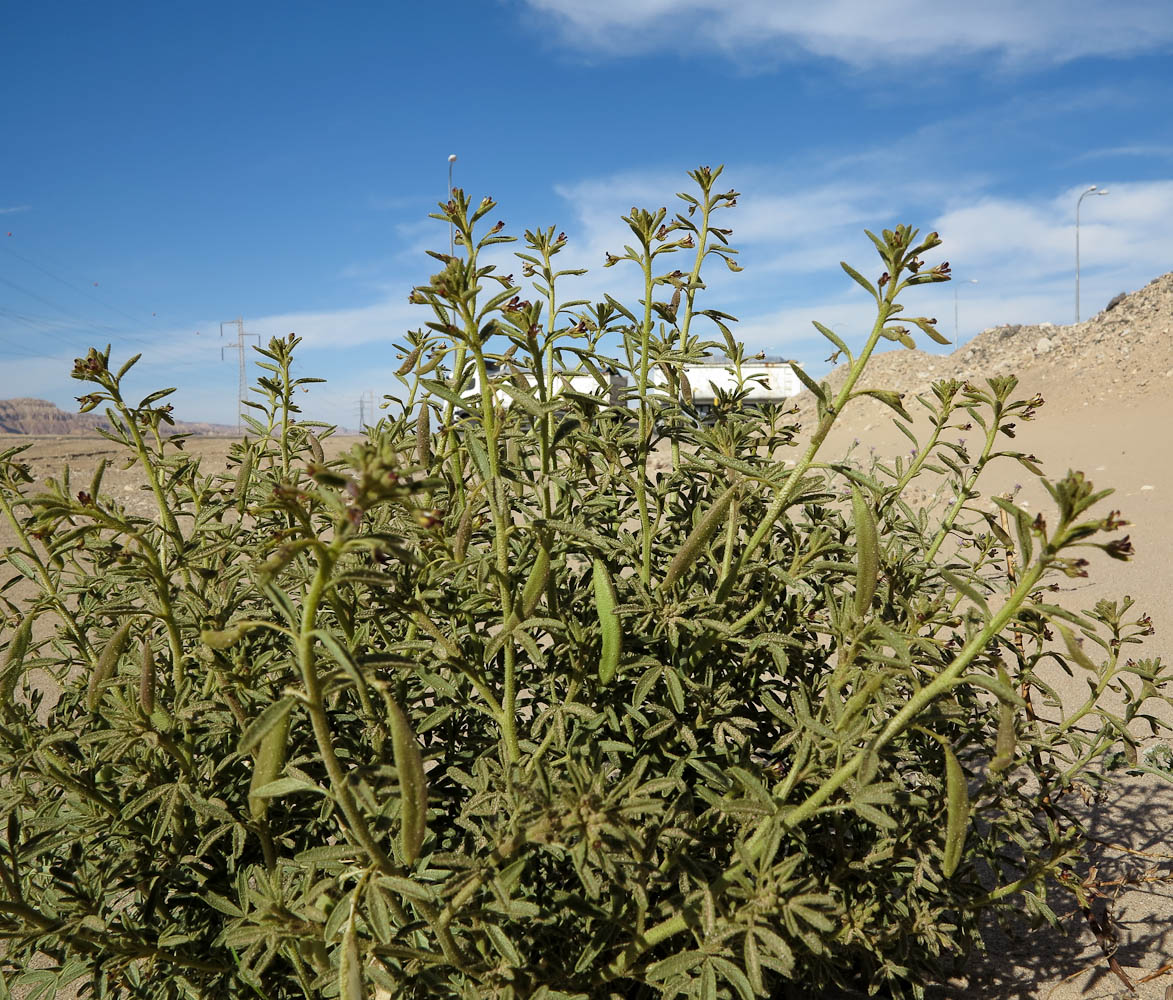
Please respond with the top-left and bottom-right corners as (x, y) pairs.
(2, 1), (1171, 428)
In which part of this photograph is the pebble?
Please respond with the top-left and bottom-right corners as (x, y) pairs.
(1141, 485), (1155, 491)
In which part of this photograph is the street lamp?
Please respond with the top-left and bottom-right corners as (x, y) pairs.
(448, 154), (458, 257)
(1075, 185), (1108, 323)
(953, 278), (978, 342)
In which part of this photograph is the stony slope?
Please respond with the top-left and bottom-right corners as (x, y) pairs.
(791, 272), (1173, 429)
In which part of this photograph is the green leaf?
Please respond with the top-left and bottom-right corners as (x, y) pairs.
(250, 776), (322, 799)
(789, 362), (826, 404)
(840, 261), (878, 299)
(647, 950), (706, 983)
(849, 388), (911, 421)
(811, 321), (851, 361)
(939, 569), (990, 616)
(420, 378), (470, 411)
(1058, 624), (1098, 672)
(237, 696), (295, 755)
(711, 956), (754, 1000)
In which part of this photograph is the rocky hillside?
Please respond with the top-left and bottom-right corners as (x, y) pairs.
(791, 272), (1173, 429)
(0, 398), (105, 435)
(0, 397), (236, 436)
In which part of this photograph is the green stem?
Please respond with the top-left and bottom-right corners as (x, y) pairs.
(636, 250), (655, 585)
(604, 553), (1048, 980)
(299, 543), (397, 873)
(0, 488), (93, 664)
(715, 293), (895, 601)
(921, 413), (1002, 566)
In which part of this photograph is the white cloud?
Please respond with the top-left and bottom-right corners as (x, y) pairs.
(520, 1), (1173, 67)
(0, 205), (31, 216)
(244, 298), (420, 353)
(1076, 144), (1173, 162)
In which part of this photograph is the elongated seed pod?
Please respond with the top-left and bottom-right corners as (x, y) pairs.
(395, 344), (423, 377)
(86, 620), (133, 713)
(387, 695), (427, 865)
(593, 558), (622, 685)
(852, 484), (879, 620)
(416, 351), (444, 376)
(989, 700), (1016, 773)
(338, 901), (365, 1000)
(661, 482), (739, 590)
(139, 638), (155, 714)
(1, 616), (34, 711)
(452, 485), (484, 562)
(248, 709), (291, 821)
(235, 446), (255, 515)
(519, 544), (550, 619)
(941, 740), (970, 877)
(988, 665), (1017, 773)
(306, 430), (325, 465)
(416, 405), (432, 468)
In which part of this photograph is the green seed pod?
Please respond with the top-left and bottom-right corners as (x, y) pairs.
(989, 702), (1016, 774)
(394, 344), (423, 377)
(338, 901), (365, 1000)
(200, 622), (257, 649)
(139, 637), (155, 714)
(416, 351), (444, 376)
(387, 695), (427, 866)
(519, 544), (550, 619)
(917, 728), (970, 877)
(593, 558), (622, 685)
(86, 620), (133, 713)
(1, 616), (35, 711)
(306, 431), (325, 465)
(661, 482), (739, 590)
(235, 446), (255, 514)
(852, 484), (879, 620)
(941, 740), (970, 877)
(452, 486), (484, 562)
(416, 405), (432, 468)
(248, 708), (290, 822)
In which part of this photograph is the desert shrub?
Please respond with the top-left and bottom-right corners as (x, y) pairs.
(0, 167), (1168, 1000)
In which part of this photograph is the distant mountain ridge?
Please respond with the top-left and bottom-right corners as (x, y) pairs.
(0, 397), (237, 436)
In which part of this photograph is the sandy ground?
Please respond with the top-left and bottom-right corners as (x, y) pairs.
(1, 361), (1171, 996)
(789, 356), (1173, 998)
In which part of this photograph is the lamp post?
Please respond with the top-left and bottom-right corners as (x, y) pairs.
(1075, 185), (1108, 323)
(953, 278), (978, 342)
(448, 154), (458, 257)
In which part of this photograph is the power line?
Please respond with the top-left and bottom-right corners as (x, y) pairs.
(0, 239), (208, 366)
(1, 243), (158, 330)
(221, 317), (260, 433)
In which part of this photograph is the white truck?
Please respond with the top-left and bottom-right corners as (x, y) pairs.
(653, 357), (802, 411)
(460, 364), (625, 413)
(459, 357), (800, 415)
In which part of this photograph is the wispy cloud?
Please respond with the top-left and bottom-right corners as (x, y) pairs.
(0, 205), (31, 216)
(545, 159), (1173, 370)
(1075, 144), (1173, 162)
(520, 0), (1173, 68)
